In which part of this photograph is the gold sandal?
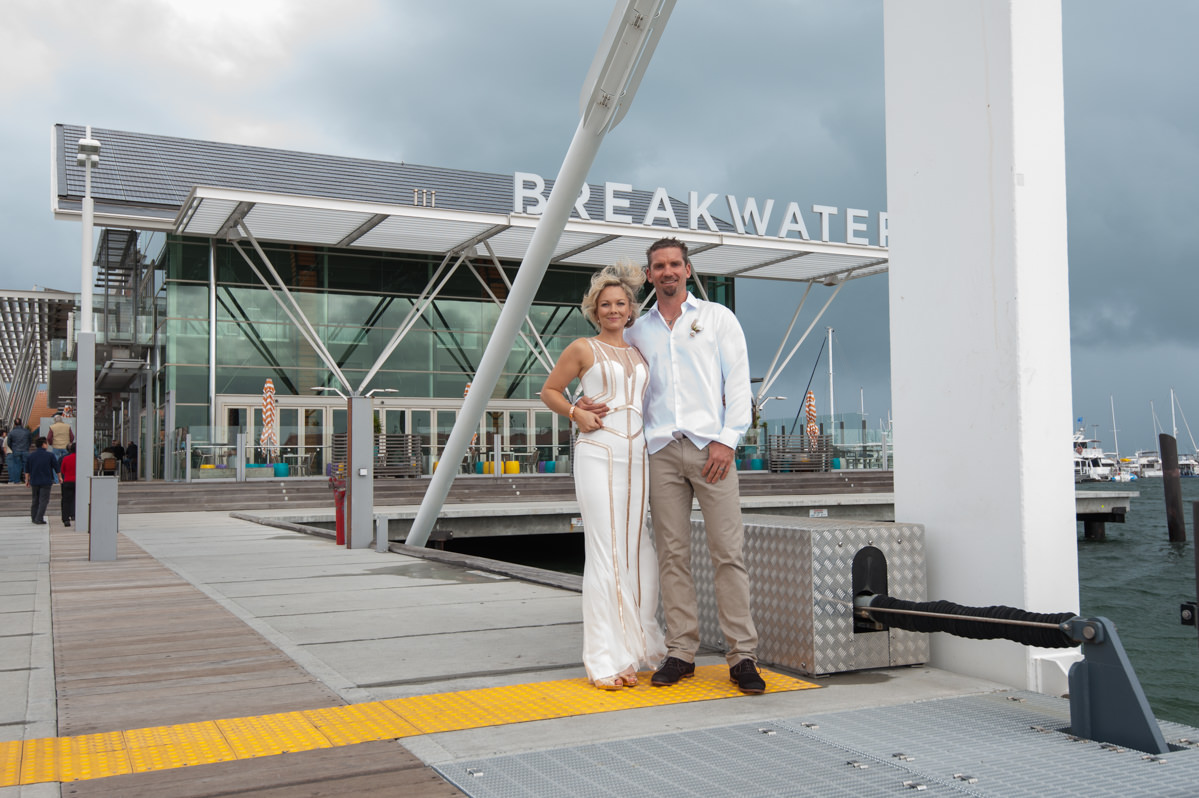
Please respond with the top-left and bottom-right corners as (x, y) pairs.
(618, 668), (638, 687)
(593, 675), (624, 691)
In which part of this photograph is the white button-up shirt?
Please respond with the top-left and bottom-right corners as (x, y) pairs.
(625, 292), (752, 455)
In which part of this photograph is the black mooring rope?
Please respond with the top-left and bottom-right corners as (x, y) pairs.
(865, 596), (1078, 649)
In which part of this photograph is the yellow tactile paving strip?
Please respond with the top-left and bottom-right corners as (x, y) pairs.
(2, 665), (817, 786)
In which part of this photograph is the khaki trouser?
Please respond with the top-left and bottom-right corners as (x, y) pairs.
(648, 438), (757, 665)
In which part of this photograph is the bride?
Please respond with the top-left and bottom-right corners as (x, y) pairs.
(540, 261), (666, 690)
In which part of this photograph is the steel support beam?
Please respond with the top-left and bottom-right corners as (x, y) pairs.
(407, 0), (675, 548)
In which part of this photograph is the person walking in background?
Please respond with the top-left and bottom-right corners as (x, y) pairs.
(125, 441), (138, 481)
(6, 420), (32, 485)
(60, 444), (76, 527)
(25, 437), (59, 525)
(48, 413), (74, 461)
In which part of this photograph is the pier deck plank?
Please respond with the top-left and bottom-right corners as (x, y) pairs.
(47, 529), (463, 796)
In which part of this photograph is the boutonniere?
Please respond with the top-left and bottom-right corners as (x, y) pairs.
(689, 320), (703, 338)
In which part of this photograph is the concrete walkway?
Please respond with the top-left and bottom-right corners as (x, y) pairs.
(1, 511), (1017, 796)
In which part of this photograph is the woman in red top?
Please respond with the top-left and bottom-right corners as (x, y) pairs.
(60, 445), (76, 527)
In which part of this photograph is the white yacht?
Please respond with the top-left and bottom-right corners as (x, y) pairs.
(1132, 449), (1163, 478)
(1072, 428), (1116, 482)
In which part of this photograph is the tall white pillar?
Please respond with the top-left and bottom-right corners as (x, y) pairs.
(884, 0), (1079, 690)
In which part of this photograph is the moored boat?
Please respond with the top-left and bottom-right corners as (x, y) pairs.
(1072, 428), (1116, 482)
(1132, 449), (1163, 478)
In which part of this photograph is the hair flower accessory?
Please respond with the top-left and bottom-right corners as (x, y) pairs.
(689, 320), (703, 338)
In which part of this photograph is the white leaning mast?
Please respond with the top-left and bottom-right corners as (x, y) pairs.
(407, 0), (676, 549)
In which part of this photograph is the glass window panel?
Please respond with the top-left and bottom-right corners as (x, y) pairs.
(167, 366), (208, 402)
(165, 319), (209, 365)
(436, 411), (456, 451)
(384, 410), (406, 435)
(278, 408), (299, 449)
(412, 410), (431, 471)
(508, 410), (528, 452)
(172, 239), (210, 281)
(167, 283), (209, 319)
(174, 406), (208, 440)
(304, 408), (325, 475)
(226, 408), (246, 442)
(433, 372), (472, 399)
(532, 411), (554, 467)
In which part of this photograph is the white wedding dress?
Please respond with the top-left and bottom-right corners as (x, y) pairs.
(574, 338), (666, 682)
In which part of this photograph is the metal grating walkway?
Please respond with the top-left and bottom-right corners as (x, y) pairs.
(437, 692), (1199, 797)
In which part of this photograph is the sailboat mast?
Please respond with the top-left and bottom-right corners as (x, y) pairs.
(1171, 387), (1178, 438)
(1110, 395), (1120, 460)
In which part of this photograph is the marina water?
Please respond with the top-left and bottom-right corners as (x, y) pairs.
(1077, 477), (1199, 727)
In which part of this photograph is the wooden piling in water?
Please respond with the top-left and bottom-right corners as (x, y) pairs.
(1160, 433), (1186, 542)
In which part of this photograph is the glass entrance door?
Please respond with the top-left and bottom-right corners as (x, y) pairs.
(220, 402), (327, 476)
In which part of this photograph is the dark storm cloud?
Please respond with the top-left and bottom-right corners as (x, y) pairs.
(1062, 0), (1199, 450)
(2, 0), (1195, 452)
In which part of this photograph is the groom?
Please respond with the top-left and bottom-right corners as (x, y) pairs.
(579, 237), (764, 694)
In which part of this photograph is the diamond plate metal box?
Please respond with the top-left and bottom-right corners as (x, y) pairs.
(671, 513), (929, 675)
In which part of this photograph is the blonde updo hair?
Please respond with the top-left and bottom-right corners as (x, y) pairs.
(581, 260), (645, 329)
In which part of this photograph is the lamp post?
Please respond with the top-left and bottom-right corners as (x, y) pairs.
(76, 128), (100, 533)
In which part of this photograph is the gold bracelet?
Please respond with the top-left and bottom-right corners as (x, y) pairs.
(569, 404), (577, 421)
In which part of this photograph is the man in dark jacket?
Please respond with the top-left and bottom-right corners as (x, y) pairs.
(6, 420), (32, 484)
(125, 441), (138, 481)
(25, 437), (59, 525)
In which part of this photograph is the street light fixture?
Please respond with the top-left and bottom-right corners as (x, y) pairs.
(76, 128), (100, 533)
(752, 395), (787, 433)
(311, 386), (347, 399)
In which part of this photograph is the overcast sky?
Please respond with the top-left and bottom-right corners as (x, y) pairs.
(1, 0), (1196, 455)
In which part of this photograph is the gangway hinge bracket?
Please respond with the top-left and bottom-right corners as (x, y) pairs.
(1065, 616), (1170, 755)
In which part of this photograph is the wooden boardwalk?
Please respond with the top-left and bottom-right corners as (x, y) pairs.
(47, 530), (463, 797)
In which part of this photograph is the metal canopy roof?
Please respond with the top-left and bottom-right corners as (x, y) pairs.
(54, 124), (887, 285)
(0, 289), (76, 384)
(175, 185), (888, 284)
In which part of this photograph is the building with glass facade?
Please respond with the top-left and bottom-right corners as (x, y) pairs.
(49, 124), (885, 480)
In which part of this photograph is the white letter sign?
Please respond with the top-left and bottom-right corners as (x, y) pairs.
(643, 187), (680, 228)
(604, 182), (633, 224)
(514, 172), (546, 215)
